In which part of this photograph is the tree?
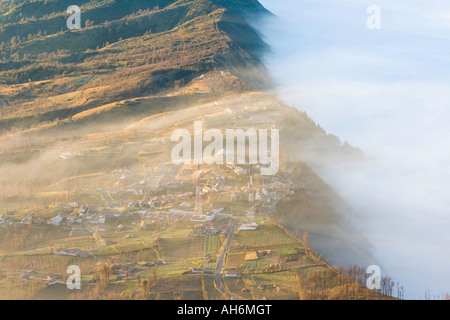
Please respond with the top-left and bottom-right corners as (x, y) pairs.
(302, 232), (309, 249)
(142, 280), (150, 299)
(137, 274), (141, 286)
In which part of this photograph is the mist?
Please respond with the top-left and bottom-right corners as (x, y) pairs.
(257, 0), (450, 299)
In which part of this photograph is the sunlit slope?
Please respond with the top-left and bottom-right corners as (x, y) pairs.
(0, 0), (269, 131)
(0, 0), (373, 288)
(0, 82), (369, 265)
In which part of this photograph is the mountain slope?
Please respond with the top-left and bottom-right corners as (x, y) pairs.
(0, 0), (369, 264)
(0, 0), (270, 130)
(0, 0), (383, 300)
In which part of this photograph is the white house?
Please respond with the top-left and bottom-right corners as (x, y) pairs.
(206, 211), (216, 221)
(66, 213), (77, 225)
(234, 166), (248, 175)
(94, 225), (107, 232)
(48, 215), (64, 226)
(180, 202), (191, 208)
(239, 223), (258, 231)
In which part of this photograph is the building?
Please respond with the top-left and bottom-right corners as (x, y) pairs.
(89, 214), (106, 224)
(239, 223), (258, 231)
(21, 214), (34, 225)
(67, 213), (78, 225)
(205, 211), (216, 221)
(45, 277), (57, 287)
(224, 271), (242, 278)
(180, 202), (192, 208)
(80, 204), (89, 214)
(191, 268), (203, 274)
(234, 166), (248, 176)
(48, 215), (64, 226)
(128, 200), (140, 208)
(69, 202), (79, 208)
(53, 248), (81, 257)
(94, 224), (108, 232)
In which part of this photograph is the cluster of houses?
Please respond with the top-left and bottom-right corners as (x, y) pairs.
(112, 167), (142, 185)
(112, 262), (138, 279)
(127, 193), (194, 209)
(0, 163), (296, 265)
(53, 248), (91, 258)
(201, 175), (225, 194)
(20, 271), (62, 287)
(20, 214), (44, 226)
(48, 210), (106, 226)
(37, 202), (116, 236)
(193, 215), (236, 236)
(0, 214), (45, 228)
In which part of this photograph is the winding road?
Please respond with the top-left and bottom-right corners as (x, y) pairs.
(214, 226), (238, 299)
(143, 231), (166, 262)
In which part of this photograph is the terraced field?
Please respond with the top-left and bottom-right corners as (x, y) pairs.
(159, 236), (205, 262)
(232, 223), (300, 249)
(204, 235), (222, 256)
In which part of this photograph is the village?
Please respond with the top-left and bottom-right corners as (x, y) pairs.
(1, 158), (295, 232)
(0, 158), (301, 297)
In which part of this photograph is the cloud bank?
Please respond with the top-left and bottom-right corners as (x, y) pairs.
(258, 0), (450, 299)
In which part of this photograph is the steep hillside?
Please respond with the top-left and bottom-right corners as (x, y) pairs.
(0, 0), (270, 131)
(0, 0), (369, 264)
(0, 0), (384, 300)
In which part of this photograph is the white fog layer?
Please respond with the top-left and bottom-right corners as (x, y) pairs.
(258, 0), (450, 299)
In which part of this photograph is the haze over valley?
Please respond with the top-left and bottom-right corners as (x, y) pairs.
(258, 0), (450, 298)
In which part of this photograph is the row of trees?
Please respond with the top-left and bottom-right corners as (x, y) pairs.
(297, 267), (399, 300)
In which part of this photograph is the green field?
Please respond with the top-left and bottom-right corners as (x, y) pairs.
(226, 253), (246, 270)
(159, 237), (205, 263)
(141, 259), (204, 278)
(204, 235), (222, 256)
(279, 248), (298, 256)
(232, 223), (300, 249)
(246, 271), (300, 300)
